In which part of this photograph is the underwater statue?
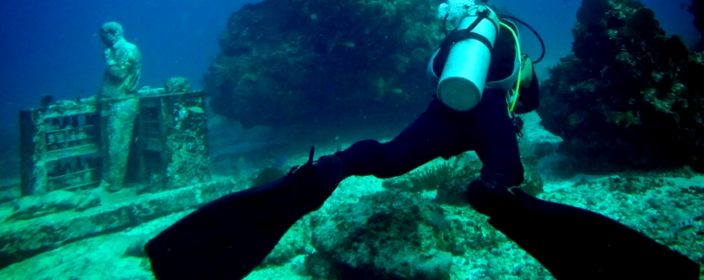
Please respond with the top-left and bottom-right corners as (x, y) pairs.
(98, 21), (142, 191)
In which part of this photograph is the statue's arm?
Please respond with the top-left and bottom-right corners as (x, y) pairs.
(105, 45), (138, 80)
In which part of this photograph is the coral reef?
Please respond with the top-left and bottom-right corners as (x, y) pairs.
(297, 154), (547, 278)
(309, 190), (456, 279)
(539, 0), (704, 172)
(383, 153), (544, 206)
(539, 174), (704, 266)
(204, 0), (441, 133)
(292, 170), (552, 279)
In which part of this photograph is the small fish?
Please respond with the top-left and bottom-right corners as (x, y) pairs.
(187, 106), (205, 114)
(671, 214), (703, 239)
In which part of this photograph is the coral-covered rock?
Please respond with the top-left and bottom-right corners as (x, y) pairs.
(164, 77), (191, 93)
(539, 0), (704, 172)
(309, 190), (454, 279)
(204, 0), (440, 131)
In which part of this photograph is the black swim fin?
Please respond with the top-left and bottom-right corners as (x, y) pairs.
(145, 148), (344, 279)
(466, 180), (701, 279)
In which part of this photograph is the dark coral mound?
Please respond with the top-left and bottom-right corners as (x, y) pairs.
(205, 0), (440, 133)
(691, 0), (704, 50)
(539, 0), (704, 172)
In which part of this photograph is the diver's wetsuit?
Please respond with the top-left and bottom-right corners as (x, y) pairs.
(145, 12), (700, 279)
(336, 91), (524, 187)
(331, 24), (540, 188)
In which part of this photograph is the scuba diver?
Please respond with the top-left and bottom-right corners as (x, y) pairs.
(145, 1), (700, 279)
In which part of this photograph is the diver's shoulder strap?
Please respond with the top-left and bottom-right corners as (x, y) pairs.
(489, 18), (539, 114)
(486, 19), (521, 92)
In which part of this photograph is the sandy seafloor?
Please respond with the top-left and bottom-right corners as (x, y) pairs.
(1, 115), (703, 280)
(2, 173), (702, 279)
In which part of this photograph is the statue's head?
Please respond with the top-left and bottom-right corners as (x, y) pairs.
(100, 22), (125, 47)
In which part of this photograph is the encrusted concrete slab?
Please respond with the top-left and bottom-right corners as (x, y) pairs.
(0, 178), (237, 268)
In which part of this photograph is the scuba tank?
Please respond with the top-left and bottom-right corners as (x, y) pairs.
(436, 4), (500, 112)
(429, 1), (546, 113)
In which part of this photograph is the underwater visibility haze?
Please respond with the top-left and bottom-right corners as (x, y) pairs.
(0, 0), (703, 279)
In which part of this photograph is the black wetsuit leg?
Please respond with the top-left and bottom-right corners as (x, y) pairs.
(337, 90), (524, 186)
(337, 98), (471, 178)
(470, 91), (525, 187)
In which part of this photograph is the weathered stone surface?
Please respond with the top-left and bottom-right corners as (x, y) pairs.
(6, 190), (100, 221)
(539, 0), (704, 172)
(160, 92), (211, 190)
(0, 178), (235, 269)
